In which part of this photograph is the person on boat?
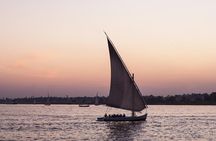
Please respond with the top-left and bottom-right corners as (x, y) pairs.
(104, 113), (107, 117)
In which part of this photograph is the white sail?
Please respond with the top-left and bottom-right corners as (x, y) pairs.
(105, 34), (147, 112)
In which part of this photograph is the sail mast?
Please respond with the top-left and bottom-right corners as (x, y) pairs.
(132, 73), (135, 117)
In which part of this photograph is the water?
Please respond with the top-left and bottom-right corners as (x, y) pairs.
(0, 105), (216, 141)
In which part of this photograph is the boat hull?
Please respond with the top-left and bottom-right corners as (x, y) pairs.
(79, 104), (90, 107)
(97, 113), (147, 121)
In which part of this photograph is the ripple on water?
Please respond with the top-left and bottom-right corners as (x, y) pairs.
(0, 105), (216, 141)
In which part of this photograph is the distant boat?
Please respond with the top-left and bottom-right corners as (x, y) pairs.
(79, 104), (90, 107)
(79, 97), (90, 107)
(95, 93), (99, 106)
(97, 33), (148, 121)
(44, 101), (51, 106)
(45, 94), (51, 106)
(33, 99), (36, 104)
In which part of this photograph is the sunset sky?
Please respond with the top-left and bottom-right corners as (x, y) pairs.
(0, 0), (216, 98)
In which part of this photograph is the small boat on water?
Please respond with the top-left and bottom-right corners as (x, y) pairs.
(97, 113), (147, 122)
(95, 93), (99, 106)
(79, 104), (90, 107)
(79, 97), (90, 107)
(44, 103), (51, 106)
(97, 33), (148, 122)
(45, 94), (51, 106)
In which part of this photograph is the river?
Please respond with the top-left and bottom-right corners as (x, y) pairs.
(0, 105), (215, 141)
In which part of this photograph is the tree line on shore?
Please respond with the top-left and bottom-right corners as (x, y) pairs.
(0, 92), (216, 105)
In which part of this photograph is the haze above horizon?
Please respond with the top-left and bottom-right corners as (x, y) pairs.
(0, 0), (216, 98)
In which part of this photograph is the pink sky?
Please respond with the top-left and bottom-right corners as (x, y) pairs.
(0, 0), (216, 98)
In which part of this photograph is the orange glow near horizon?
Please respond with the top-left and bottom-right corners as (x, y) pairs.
(0, 0), (216, 97)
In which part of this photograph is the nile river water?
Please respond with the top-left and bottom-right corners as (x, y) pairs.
(0, 105), (216, 141)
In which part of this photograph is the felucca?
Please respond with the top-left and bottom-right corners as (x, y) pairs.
(97, 33), (148, 121)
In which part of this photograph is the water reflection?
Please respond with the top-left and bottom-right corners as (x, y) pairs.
(1, 105), (216, 140)
(106, 121), (145, 141)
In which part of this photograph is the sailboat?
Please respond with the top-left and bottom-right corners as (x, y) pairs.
(79, 97), (90, 107)
(97, 33), (148, 121)
(79, 104), (90, 107)
(44, 98), (51, 106)
(44, 92), (51, 106)
(95, 92), (100, 106)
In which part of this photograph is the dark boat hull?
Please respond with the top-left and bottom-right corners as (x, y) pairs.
(79, 104), (90, 107)
(97, 113), (147, 121)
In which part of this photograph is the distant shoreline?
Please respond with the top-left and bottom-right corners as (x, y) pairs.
(0, 92), (216, 105)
